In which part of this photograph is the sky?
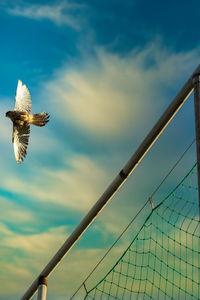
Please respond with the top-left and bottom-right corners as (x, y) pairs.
(0, 1), (199, 299)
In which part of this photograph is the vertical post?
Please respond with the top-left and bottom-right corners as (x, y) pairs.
(193, 74), (200, 218)
(37, 277), (47, 300)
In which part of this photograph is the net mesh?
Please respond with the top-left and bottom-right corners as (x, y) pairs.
(84, 164), (200, 300)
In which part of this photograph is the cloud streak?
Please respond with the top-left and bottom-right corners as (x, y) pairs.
(45, 43), (199, 139)
(6, 1), (83, 29)
(0, 153), (110, 212)
(0, 221), (126, 299)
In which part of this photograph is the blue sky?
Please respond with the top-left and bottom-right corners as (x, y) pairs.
(0, 1), (199, 299)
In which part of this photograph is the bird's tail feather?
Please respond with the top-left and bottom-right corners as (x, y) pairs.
(29, 112), (50, 127)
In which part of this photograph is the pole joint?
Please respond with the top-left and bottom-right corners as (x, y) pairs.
(119, 169), (128, 179)
(83, 282), (88, 293)
(149, 196), (154, 210)
(37, 277), (48, 300)
(38, 276), (48, 287)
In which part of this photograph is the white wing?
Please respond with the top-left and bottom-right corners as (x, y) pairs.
(12, 123), (30, 164)
(14, 80), (32, 113)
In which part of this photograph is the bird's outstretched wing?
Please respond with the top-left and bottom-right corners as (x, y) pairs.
(12, 123), (30, 164)
(15, 80), (32, 113)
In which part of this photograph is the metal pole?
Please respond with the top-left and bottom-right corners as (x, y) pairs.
(21, 64), (200, 300)
(37, 277), (47, 300)
(193, 73), (200, 218)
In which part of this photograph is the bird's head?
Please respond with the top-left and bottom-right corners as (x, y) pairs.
(5, 111), (12, 118)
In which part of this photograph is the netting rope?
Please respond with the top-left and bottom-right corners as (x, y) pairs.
(84, 164), (200, 300)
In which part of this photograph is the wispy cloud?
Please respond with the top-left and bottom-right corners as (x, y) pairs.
(6, 1), (83, 29)
(0, 196), (34, 224)
(0, 223), (70, 296)
(45, 43), (199, 139)
(0, 153), (110, 212)
(0, 222), (125, 298)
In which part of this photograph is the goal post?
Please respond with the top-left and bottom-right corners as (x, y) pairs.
(21, 64), (200, 300)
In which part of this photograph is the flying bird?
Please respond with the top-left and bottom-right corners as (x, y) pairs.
(6, 80), (49, 165)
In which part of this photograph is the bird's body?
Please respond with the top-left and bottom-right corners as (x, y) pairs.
(6, 110), (49, 126)
(6, 80), (49, 164)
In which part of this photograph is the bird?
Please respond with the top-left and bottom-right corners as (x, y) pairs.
(6, 79), (50, 165)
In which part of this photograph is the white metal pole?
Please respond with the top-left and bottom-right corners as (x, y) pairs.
(21, 64), (200, 300)
(37, 277), (47, 300)
(193, 73), (200, 218)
